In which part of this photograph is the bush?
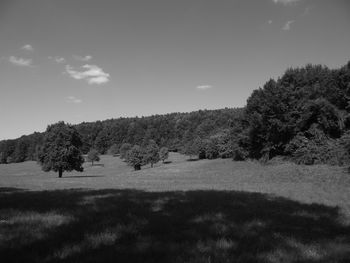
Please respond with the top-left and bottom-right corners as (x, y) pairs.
(232, 142), (248, 161)
(119, 143), (132, 159)
(159, 147), (169, 163)
(87, 149), (100, 166)
(144, 140), (160, 168)
(126, 145), (144, 170)
(286, 129), (350, 166)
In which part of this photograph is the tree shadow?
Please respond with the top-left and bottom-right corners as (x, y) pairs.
(91, 163), (105, 167)
(0, 188), (349, 263)
(186, 158), (200, 162)
(163, 161), (172, 164)
(63, 175), (105, 178)
(0, 187), (25, 193)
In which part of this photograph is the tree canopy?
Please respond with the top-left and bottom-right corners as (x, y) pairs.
(159, 147), (169, 163)
(87, 149), (100, 166)
(126, 145), (144, 170)
(37, 122), (84, 177)
(143, 140), (160, 167)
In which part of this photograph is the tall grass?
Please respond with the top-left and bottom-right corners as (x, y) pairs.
(0, 188), (349, 262)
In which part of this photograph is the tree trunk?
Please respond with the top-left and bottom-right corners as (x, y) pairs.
(91, 161), (94, 166)
(151, 162), (153, 168)
(58, 168), (63, 178)
(134, 164), (141, 170)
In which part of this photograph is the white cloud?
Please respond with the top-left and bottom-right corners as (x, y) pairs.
(273, 0), (301, 5)
(302, 6), (312, 16)
(67, 96), (82, 104)
(21, 44), (34, 51)
(283, 20), (295, 30)
(65, 64), (110, 85)
(268, 20), (273, 24)
(73, 55), (92, 61)
(196, 85), (212, 90)
(9, 56), (33, 67)
(49, 56), (66, 64)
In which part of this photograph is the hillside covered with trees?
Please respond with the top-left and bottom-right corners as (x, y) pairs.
(1, 60), (350, 166)
(0, 108), (241, 164)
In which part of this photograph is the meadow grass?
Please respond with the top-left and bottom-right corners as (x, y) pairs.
(0, 153), (350, 262)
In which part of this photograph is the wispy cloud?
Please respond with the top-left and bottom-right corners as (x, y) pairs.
(302, 6), (312, 16)
(9, 56), (33, 67)
(196, 85), (212, 90)
(65, 64), (110, 85)
(73, 55), (92, 62)
(268, 20), (273, 24)
(49, 56), (66, 64)
(67, 96), (82, 104)
(283, 20), (295, 30)
(21, 44), (34, 51)
(273, 0), (301, 5)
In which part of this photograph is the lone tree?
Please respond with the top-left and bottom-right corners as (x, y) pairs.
(182, 141), (199, 160)
(38, 122), (84, 178)
(126, 145), (144, 170)
(159, 147), (169, 163)
(87, 149), (100, 166)
(119, 143), (132, 159)
(144, 140), (160, 168)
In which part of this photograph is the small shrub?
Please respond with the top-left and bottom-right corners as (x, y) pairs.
(159, 147), (169, 163)
(286, 130), (350, 166)
(119, 143), (132, 159)
(87, 149), (100, 166)
(126, 145), (144, 170)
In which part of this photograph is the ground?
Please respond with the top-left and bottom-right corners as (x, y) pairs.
(0, 153), (350, 262)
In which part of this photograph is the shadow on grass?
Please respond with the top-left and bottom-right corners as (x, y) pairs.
(91, 163), (105, 167)
(186, 158), (200, 162)
(0, 188), (349, 263)
(163, 161), (172, 164)
(63, 175), (105, 178)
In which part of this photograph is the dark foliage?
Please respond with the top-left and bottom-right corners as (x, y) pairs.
(0, 108), (240, 164)
(126, 145), (145, 170)
(159, 147), (169, 163)
(244, 61), (350, 163)
(119, 143), (132, 160)
(37, 122), (84, 177)
(143, 140), (160, 168)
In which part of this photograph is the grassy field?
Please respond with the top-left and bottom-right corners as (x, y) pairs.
(0, 153), (350, 262)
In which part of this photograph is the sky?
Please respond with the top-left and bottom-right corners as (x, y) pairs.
(0, 0), (350, 140)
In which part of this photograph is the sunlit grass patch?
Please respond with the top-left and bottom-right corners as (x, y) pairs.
(85, 229), (119, 248)
(215, 237), (236, 250)
(192, 212), (226, 223)
(0, 210), (73, 248)
(196, 238), (236, 253)
(79, 193), (116, 205)
(53, 243), (83, 260)
(241, 219), (267, 235)
(151, 197), (171, 212)
(51, 223), (140, 260)
(262, 237), (350, 263)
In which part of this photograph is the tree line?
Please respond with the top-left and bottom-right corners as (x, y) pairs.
(1, 60), (350, 167)
(0, 108), (240, 164)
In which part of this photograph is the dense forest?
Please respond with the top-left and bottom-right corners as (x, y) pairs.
(0, 108), (242, 164)
(1, 60), (350, 165)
